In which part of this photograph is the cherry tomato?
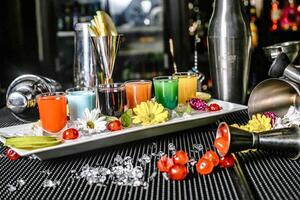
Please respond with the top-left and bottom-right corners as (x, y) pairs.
(63, 128), (79, 140)
(219, 154), (235, 168)
(203, 150), (219, 167)
(157, 156), (174, 173)
(107, 120), (122, 131)
(209, 103), (221, 111)
(214, 137), (229, 156)
(217, 123), (229, 140)
(5, 148), (20, 160)
(196, 158), (214, 175)
(169, 164), (188, 180)
(173, 150), (189, 165)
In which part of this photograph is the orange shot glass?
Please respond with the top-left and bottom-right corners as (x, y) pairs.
(36, 92), (67, 134)
(125, 80), (152, 109)
(173, 72), (198, 104)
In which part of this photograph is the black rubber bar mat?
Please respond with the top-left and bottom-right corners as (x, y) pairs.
(222, 111), (300, 200)
(0, 108), (248, 200)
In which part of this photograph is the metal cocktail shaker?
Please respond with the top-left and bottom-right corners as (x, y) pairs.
(6, 74), (62, 122)
(208, 0), (251, 104)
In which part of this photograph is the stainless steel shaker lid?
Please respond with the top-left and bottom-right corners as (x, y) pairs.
(6, 74), (62, 122)
(7, 92), (27, 113)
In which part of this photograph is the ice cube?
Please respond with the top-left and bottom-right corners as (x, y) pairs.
(162, 173), (169, 181)
(17, 179), (25, 187)
(188, 158), (197, 166)
(7, 184), (16, 192)
(138, 154), (151, 165)
(192, 144), (203, 152)
(113, 155), (123, 165)
(40, 170), (51, 175)
(148, 172), (157, 181)
(42, 179), (60, 188)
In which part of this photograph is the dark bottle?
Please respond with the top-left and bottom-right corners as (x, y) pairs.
(207, 0), (251, 104)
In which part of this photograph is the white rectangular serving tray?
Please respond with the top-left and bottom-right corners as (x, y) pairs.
(0, 100), (247, 160)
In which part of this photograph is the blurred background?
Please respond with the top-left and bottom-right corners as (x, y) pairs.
(0, 0), (300, 107)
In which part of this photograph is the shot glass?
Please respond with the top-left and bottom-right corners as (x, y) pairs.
(153, 76), (178, 110)
(173, 72), (197, 104)
(98, 83), (126, 117)
(36, 92), (67, 134)
(125, 80), (152, 109)
(66, 87), (96, 121)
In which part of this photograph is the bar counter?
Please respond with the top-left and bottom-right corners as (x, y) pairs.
(0, 108), (299, 200)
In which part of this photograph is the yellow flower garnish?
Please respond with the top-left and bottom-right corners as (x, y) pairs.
(132, 101), (168, 126)
(231, 114), (272, 133)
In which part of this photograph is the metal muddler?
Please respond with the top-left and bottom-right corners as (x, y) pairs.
(6, 74), (62, 122)
(217, 122), (300, 160)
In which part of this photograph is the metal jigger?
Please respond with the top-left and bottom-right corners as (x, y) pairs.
(91, 35), (121, 84)
(216, 122), (300, 160)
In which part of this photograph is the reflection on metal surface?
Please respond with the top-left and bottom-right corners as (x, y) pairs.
(263, 41), (300, 63)
(218, 122), (300, 160)
(91, 35), (121, 84)
(6, 74), (62, 122)
(73, 23), (97, 88)
(208, 0), (251, 104)
(248, 78), (300, 117)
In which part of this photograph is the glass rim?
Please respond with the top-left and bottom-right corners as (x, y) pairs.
(153, 76), (178, 81)
(125, 80), (152, 85)
(36, 92), (66, 99)
(98, 83), (125, 90)
(172, 72), (197, 77)
(66, 87), (95, 93)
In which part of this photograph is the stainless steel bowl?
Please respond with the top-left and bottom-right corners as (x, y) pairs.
(263, 41), (300, 63)
(248, 78), (300, 117)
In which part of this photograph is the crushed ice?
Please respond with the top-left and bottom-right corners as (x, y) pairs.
(162, 173), (169, 181)
(6, 179), (26, 192)
(17, 179), (26, 187)
(168, 143), (176, 155)
(138, 154), (151, 166)
(74, 155), (156, 189)
(40, 169), (51, 176)
(148, 172), (157, 182)
(43, 179), (60, 188)
(191, 144), (203, 153)
(7, 184), (16, 192)
(188, 158), (197, 166)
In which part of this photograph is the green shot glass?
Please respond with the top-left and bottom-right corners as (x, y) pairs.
(153, 76), (178, 110)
